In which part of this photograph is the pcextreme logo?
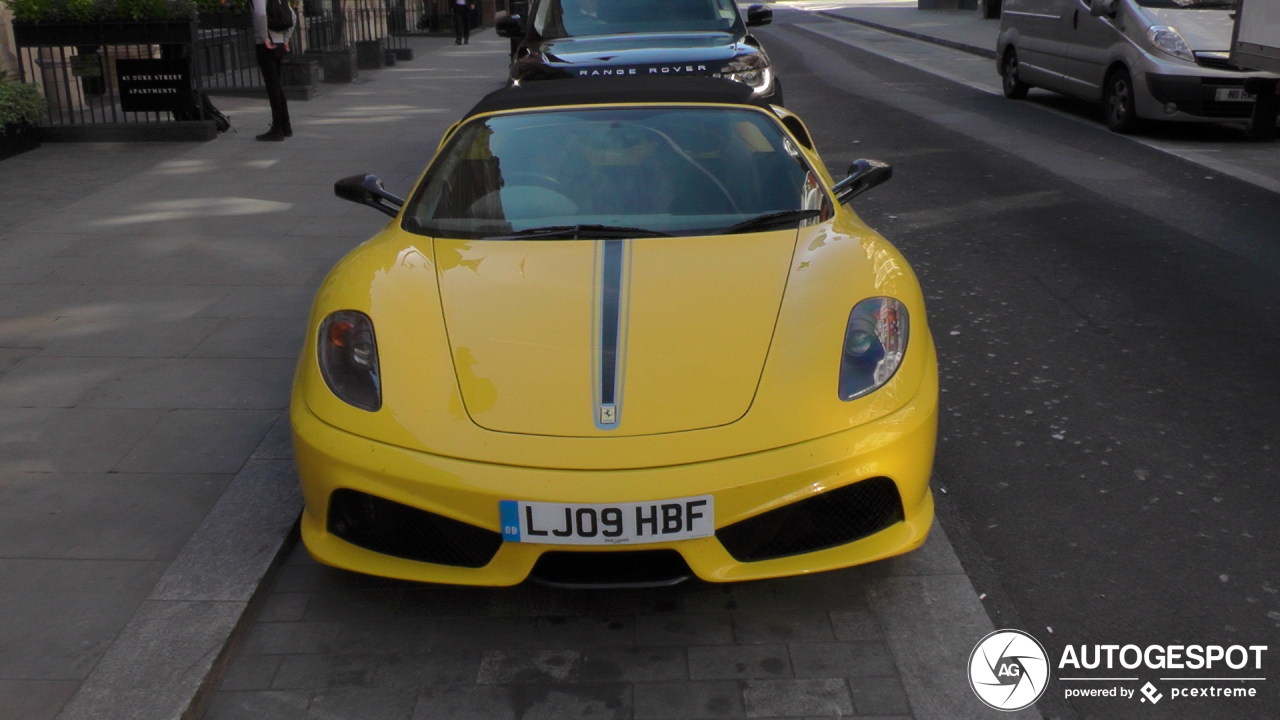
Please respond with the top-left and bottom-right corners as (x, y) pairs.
(968, 629), (1051, 711)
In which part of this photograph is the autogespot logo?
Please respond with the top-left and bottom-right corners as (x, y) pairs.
(969, 629), (1051, 711)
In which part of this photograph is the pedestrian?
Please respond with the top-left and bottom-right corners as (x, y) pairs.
(453, 0), (475, 45)
(252, 0), (295, 141)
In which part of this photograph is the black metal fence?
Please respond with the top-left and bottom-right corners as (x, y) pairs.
(10, 1), (434, 130)
(195, 13), (262, 92)
(12, 20), (204, 127)
(303, 9), (347, 52)
(345, 0), (386, 43)
(396, 0), (459, 35)
(384, 1), (410, 51)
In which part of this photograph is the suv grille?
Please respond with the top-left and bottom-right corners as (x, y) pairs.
(716, 476), (904, 562)
(327, 489), (503, 568)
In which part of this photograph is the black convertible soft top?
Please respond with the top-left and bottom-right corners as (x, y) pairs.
(464, 76), (771, 118)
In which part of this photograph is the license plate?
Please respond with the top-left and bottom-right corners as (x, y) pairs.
(1215, 88), (1255, 102)
(500, 496), (714, 545)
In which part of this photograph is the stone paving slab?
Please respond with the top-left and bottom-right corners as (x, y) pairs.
(208, 513), (1029, 718)
(0, 30), (511, 720)
(208, 539), (925, 720)
(207, 509), (1043, 719)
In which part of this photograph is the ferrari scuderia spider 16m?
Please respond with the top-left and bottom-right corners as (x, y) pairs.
(294, 76), (938, 587)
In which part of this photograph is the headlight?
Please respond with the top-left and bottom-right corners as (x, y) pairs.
(318, 310), (382, 411)
(1147, 25), (1194, 63)
(839, 297), (909, 401)
(721, 54), (773, 95)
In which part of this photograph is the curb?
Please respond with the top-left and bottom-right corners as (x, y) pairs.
(817, 11), (997, 59)
(864, 520), (1046, 720)
(54, 413), (304, 720)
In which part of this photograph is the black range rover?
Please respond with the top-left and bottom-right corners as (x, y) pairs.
(497, 0), (782, 104)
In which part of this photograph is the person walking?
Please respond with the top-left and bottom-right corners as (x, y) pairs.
(453, 0), (474, 45)
(252, 0), (295, 141)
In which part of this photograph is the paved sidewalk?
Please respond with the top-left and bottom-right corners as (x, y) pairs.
(0, 33), (510, 720)
(208, 517), (1026, 720)
(211, 541), (916, 720)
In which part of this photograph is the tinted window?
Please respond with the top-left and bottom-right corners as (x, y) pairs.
(404, 108), (823, 239)
(533, 0), (739, 39)
(1133, 0), (1233, 7)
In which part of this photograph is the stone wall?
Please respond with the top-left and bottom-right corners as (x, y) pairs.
(0, 6), (18, 77)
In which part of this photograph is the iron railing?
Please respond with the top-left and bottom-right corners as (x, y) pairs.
(194, 13), (262, 92)
(396, 0), (459, 35)
(301, 9), (348, 52)
(345, 0), (387, 43)
(10, 0), (433, 125)
(12, 20), (203, 126)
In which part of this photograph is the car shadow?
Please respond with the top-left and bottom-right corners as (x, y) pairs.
(1021, 89), (1276, 144)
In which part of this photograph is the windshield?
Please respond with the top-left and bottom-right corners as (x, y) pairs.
(1134, 0), (1234, 8)
(532, 0), (740, 39)
(404, 107), (827, 239)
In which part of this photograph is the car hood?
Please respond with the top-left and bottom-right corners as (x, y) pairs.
(530, 32), (751, 71)
(434, 233), (795, 437)
(298, 218), (933, 470)
(1142, 8), (1234, 52)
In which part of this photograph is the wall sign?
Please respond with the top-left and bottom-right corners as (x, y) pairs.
(116, 58), (195, 114)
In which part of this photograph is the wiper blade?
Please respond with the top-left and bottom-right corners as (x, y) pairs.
(719, 209), (821, 235)
(485, 224), (671, 240)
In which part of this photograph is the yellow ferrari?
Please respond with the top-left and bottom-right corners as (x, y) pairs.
(293, 77), (938, 587)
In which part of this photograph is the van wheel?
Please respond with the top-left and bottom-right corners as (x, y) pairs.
(1001, 48), (1030, 100)
(1103, 67), (1141, 134)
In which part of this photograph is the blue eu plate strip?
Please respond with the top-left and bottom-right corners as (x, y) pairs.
(499, 500), (521, 542)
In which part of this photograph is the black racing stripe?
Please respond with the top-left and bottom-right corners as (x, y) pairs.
(599, 239), (624, 407)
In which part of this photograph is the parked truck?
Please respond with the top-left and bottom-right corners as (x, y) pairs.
(1231, 0), (1280, 135)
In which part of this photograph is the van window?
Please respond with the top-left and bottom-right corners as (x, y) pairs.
(1133, 0), (1234, 8)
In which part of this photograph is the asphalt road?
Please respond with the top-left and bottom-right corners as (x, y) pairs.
(756, 8), (1280, 719)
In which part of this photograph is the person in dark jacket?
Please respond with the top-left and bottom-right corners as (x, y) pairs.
(252, 0), (295, 140)
(453, 0), (475, 44)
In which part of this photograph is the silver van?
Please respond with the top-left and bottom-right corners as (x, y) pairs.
(997, 0), (1279, 132)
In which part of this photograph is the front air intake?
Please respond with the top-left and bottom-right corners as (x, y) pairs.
(716, 476), (904, 562)
(529, 550), (693, 588)
(327, 489), (503, 568)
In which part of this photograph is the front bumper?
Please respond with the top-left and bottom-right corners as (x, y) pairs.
(1143, 73), (1260, 120)
(294, 369), (937, 586)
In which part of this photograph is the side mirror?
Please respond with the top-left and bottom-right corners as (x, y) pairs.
(496, 15), (523, 37)
(832, 159), (892, 205)
(1088, 0), (1115, 17)
(335, 174), (405, 218)
(745, 4), (772, 26)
